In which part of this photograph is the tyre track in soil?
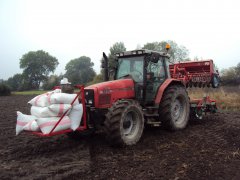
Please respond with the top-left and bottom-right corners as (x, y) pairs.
(0, 95), (239, 180)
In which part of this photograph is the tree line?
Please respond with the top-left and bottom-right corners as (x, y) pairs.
(3, 40), (190, 91)
(4, 40), (240, 91)
(220, 63), (240, 85)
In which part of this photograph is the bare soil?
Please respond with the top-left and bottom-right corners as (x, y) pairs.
(0, 95), (239, 180)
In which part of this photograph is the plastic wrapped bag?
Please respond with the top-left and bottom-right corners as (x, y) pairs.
(37, 116), (71, 134)
(16, 111), (39, 135)
(69, 104), (83, 130)
(31, 104), (71, 118)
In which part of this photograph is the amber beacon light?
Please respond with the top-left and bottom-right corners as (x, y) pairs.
(166, 43), (171, 51)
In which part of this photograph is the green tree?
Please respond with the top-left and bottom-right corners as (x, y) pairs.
(0, 83), (11, 96)
(234, 62), (240, 84)
(87, 74), (103, 85)
(143, 40), (189, 62)
(101, 42), (127, 71)
(221, 62), (240, 85)
(6, 73), (23, 91)
(42, 75), (60, 90)
(108, 42), (126, 69)
(143, 42), (162, 51)
(20, 50), (59, 89)
(65, 56), (96, 85)
(100, 42), (127, 81)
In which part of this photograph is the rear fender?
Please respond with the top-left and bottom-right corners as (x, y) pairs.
(155, 79), (185, 105)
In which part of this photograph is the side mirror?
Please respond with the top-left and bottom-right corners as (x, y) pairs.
(150, 53), (160, 63)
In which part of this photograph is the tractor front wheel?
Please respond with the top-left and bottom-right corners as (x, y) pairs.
(104, 100), (144, 146)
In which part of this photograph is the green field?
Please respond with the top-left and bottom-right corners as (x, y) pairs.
(13, 90), (47, 95)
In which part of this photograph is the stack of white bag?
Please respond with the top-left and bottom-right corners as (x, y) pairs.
(16, 89), (83, 135)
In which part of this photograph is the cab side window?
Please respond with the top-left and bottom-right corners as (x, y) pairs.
(148, 59), (166, 81)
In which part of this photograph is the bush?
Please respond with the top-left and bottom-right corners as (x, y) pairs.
(87, 74), (103, 86)
(0, 83), (11, 96)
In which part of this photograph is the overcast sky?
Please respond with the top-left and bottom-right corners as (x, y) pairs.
(0, 0), (240, 80)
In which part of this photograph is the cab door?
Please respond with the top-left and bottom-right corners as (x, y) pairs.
(145, 58), (167, 103)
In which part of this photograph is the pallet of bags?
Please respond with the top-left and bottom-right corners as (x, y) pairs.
(16, 90), (83, 135)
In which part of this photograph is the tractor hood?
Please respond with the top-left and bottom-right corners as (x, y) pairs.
(85, 79), (135, 108)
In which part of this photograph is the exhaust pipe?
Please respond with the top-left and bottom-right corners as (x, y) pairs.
(103, 52), (109, 81)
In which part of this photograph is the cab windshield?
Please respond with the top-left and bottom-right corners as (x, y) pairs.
(116, 56), (144, 82)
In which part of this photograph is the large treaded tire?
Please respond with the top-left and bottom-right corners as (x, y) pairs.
(159, 85), (190, 130)
(212, 74), (220, 88)
(104, 100), (144, 146)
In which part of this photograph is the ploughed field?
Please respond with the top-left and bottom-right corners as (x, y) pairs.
(0, 95), (239, 180)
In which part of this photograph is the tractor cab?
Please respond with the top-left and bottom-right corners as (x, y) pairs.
(113, 49), (170, 104)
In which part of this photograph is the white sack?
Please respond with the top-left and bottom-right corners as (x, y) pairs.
(23, 120), (40, 132)
(49, 93), (79, 105)
(28, 93), (49, 107)
(69, 104), (83, 131)
(31, 104), (72, 118)
(37, 116), (71, 134)
(16, 111), (39, 135)
(52, 89), (62, 93)
(48, 104), (72, 115)
(28, 89), (61, 107)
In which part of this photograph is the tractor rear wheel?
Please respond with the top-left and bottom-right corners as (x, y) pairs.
(212, 74), (220, 88)
(104, 100), (144, 146)
(159, 85), (190, 130)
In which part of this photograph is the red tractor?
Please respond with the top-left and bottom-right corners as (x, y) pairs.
(33, 45), (218, 146)
(69, 46), (204, 146)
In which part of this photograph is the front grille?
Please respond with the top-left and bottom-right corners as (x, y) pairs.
(99, 94), (111, 105)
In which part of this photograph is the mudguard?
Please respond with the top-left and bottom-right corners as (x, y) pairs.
(155, 79), (184, 105)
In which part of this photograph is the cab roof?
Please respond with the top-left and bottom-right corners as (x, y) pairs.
(115, 49), (170, 58)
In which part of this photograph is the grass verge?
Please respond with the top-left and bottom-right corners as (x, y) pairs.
(188, 86), (240, 112)
(13, 90), (47, 95)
